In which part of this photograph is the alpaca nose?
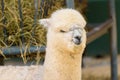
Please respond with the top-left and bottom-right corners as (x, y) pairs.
(72, 29), (82, 45)
(74, 36), (82, 45)
(75, 36), (81, 41)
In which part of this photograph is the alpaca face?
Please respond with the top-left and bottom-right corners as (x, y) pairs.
(39, 9), (86, 53)
(47, 23), (86, 53)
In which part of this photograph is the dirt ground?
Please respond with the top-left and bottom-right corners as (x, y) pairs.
(82, 55), (120, 80)
(0, 55), (120, 80)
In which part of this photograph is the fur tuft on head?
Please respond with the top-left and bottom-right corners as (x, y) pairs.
(39, 9), (86, 29)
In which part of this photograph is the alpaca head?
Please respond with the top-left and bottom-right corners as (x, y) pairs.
(39, 9), (86, 54)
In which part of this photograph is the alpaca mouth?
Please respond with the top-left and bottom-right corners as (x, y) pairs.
(72, 36), (82, 45)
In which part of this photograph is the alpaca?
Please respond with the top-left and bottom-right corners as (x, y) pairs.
(39, 9), (87, 80)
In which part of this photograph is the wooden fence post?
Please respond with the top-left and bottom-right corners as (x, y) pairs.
(109, 0), (118, 80)
(66, 0), (75, 9)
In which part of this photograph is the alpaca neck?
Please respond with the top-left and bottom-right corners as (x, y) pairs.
(44, 47), (82, 80)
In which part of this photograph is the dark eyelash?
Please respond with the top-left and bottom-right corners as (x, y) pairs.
(60, 30), (66, 33)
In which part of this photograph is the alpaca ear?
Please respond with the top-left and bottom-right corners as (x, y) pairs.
(39, 19), (50, 28)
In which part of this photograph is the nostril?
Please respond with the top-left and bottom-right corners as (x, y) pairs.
(72, 36), (82, 45)
(75, 36), (81, 41)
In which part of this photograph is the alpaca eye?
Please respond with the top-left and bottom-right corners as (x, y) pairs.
(60, 30), (66, 33)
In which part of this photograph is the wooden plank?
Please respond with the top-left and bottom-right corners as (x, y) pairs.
(87, 19), (112, 44)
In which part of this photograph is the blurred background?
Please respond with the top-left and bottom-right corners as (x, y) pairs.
(0, 0), (120, 80)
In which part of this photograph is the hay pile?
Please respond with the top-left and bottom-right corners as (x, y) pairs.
(0, 0), (66, 63)
(0, 0), (87, 63)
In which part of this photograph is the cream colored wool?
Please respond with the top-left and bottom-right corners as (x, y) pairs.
(39, 8), (86, 80)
